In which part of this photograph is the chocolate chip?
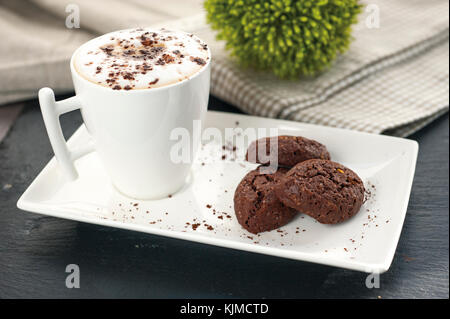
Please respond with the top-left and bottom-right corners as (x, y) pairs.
(190, 57), (206, 65)
(162, 54), (175, 63)
(122, 72), (135, 80)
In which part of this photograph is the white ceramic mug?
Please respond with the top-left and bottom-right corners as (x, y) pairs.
(39, 39), (211, 200)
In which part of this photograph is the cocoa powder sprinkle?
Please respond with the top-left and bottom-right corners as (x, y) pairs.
(190, 56), (206, 65)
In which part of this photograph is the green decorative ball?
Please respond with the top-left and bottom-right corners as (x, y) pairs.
(204, 0), (362, 78)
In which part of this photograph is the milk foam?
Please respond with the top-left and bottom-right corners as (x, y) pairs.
(74, 28), (210, 90)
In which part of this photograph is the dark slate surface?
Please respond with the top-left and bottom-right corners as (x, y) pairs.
(0, 96), (448, 299)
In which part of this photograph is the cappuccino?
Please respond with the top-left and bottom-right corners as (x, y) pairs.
(73, 28), (210, 90)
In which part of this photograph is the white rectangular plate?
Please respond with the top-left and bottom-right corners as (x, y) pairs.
(17, 111), (418, 273)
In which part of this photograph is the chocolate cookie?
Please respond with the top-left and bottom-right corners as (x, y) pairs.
(245, 135), (330, 167)
(275, 159), (364, 224)
(234, 166), (298, 234)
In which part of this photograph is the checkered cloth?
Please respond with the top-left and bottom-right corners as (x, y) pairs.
(0, 0), (448, 139)
(165, 0), (449, 137)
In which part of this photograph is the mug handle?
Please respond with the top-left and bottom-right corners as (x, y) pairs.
(38, 87), (95, 181)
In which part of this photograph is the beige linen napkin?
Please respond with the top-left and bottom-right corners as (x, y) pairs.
(182, 0), (449, 136)
(0, 0), (448, 138)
